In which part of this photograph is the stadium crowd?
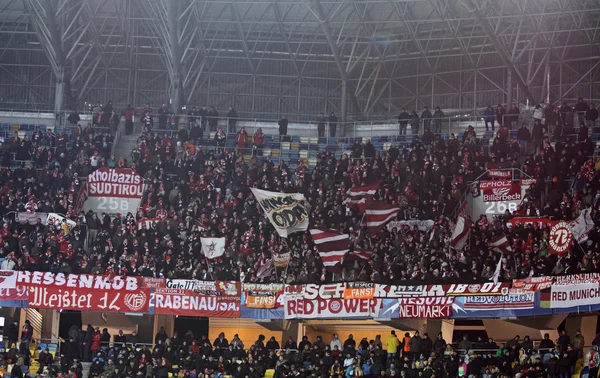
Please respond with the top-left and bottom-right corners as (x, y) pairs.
(0, 99), (598, 284)
(6, 325), (595, 378)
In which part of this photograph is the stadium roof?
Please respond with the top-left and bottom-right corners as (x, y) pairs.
(0, 0), (598, 119)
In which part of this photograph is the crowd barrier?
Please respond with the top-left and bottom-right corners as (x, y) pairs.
(1, 271), (600, 320)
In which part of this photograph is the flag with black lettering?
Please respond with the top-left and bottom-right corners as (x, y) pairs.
(250, 188), (310, 237)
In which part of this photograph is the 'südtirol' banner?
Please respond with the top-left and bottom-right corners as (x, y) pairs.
(250, 188), (310, 237)
(83, 168), (144, 214)
(153, 281), (241, 317)
(243, 283), (284, 309)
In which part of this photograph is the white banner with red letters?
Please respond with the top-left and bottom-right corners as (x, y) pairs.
(487, 170), (512, 179)
(550, 283), (600, 308)
(83, 168), (145, 214)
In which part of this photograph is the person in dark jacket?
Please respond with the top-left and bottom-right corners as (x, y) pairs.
(122, 104), (135, 135)
(420, 333), (433, 357)
(4, 320), (18, 347)
(351, 141), (363, 159)
(484, 105), (495, 131)
(68, 111), (81, 126)
(266, 337), (280, 351)
(586, 103), (598, 127)
(100, 328), (111, 347)
(227, 106), (238, 133)
(398, 109), (410, 135)
(158, 104), (170, 129)
(20, 320), (33, 354)
(410, 111), (420, 135)
(364, 140), (375, 159)
(557, 329), (570, 352)
(317, 113), (326, 137)
(421, 107), (432, 131)
(432, 333), (446, 356)
(207, 105), (219, 131)
(328, 112), (338, 138)
(531, 119), (545, 155)
(574, 97), (589, 125)
(214, 332), (229, 356)
(517, 124), (530, 155)
(278, 116), (289, 137)
(114, 330), (127, 344)
(432, 107), (444, 133)
(496, 104), (506, 126)
(155, 326), (168, 345)
(84, 324), (94, 362)
(408, 331), (421, 361)
(507, 104), (520, 129)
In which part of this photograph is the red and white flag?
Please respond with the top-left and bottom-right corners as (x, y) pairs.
(343, 181), (381, 211)
(346, 249), (372, 261)
(488, 234), (512, 253)
(310, 228), (350, 270)
(364, 202), (401, 235)
(450, 216), (471, 250)
(457, 200), (469, 219)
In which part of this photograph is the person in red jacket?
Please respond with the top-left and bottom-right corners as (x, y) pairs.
(253, 128), (265, 156)
(91, 327), (102, 354)
(235, 127), (248, 154)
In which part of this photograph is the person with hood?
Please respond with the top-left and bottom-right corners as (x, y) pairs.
(91, 327), (102, 355)
(284, 336), (297, 351)
(266, 336), (280, 351)
(253, 128), (265, 156)
(484, 105), (495, 131)
(235, 127), (249, 153)
(385, 331), (400, 366)
(344, 335), (357, 350)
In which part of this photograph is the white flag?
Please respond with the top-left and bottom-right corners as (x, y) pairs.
(250, 188), (310, 238)
(491, 254), (503, 284)
(568, 208), (595, 244)
(201, 237), (225, 259)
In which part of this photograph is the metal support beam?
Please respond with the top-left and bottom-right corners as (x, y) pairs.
(463, 0), (537, 105)
(168, 0), (183, 112)
(310, 0), (361, 119)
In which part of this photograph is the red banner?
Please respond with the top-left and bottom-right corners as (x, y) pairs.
(512, 276), (554, 292)
(17, 272), (142, 291)
(153, 285), (241, 317)
(28, 286), (150, 313)
(0, 287), (28, 300)
(397, 297), (453, 318)
(243, 283), (284, 309)
(480, 180), (521, 202)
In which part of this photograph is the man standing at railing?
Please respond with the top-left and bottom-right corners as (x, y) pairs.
(329, 111), (338, 138)
(318, 113), (326, 137)
(278, 116), (288, 137)
(421, 106), (432, 132)
(122, 104), (135, 135)
(398, 109), (410, 135)
(433, 106), (444, 134)
(574, 97), (589, 126)
(158, 104), (169, 129)
(227, 106), (238, 133)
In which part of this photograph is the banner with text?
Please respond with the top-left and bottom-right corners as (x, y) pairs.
(243, 283), (284, 309)
(550, 283), (600, 308)
(380, 298), (453, 318)
(83, 168), (144, 214)
(28, 286), (150, 313)
(153, 281), (241, 317)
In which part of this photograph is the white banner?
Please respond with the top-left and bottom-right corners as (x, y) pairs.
(550, 283), (600, 308)
(0, 271), (17, 289)
(83, 168), (144, 214)
(201, 238), (225, 259)
(387, 219), (434, 232)
(284, 296), (381, 319)
(569, 209), (595, 243)
(250, 188), (310, 237)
